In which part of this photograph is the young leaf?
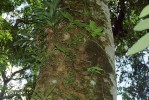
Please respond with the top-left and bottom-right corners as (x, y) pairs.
(89, 20), (96, 30)
(139, 5), (149, 18)
(127, 33), (149, 55)
(134, 18), (149, 31)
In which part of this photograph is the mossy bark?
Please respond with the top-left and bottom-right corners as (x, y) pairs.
(32, 0), (116, 100)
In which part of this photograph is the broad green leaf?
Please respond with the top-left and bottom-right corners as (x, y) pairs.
(134, 18), (149, 31)
(87, 66), (103, 74)
(127, 33), (149, 55)
(139, 5), (149, 18)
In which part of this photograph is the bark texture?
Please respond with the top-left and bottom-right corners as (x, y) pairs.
(32, 0), (116, 100)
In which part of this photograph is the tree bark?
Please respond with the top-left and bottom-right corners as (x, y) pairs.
(32, 0), (116, 100)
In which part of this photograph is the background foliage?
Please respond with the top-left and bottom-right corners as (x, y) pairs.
(110, 0), (149, 99)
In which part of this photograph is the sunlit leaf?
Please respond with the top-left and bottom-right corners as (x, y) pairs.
(139, 5), (149, 18)
(0, 30), (13, 42)
(127, 33), (149, 55)
(134, 18), (149, 31)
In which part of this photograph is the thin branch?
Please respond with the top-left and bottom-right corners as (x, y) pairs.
(0, 65), (30, 98)
(6, 65), (30, 83)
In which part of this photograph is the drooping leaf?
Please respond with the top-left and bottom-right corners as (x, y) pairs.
(134, 18), (149, 31)
(127, 33), (149, 55)
(139, 5), (149, 18)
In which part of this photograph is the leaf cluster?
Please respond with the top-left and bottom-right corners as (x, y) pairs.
(61, 12), (104, 38)
(127, 5), (149, 55)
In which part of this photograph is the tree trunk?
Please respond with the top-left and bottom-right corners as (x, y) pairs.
(32, 0), (116, 100)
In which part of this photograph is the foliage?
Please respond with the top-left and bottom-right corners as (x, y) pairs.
(87, 66), (103, 74)
(110, 0), (149, 99)
(0, 30), (12, 42)
(127, 33), (149, 55)
(86, 20), (103, 37)
(61, 12), (104, 37)
(139, 5), (149, 18)
(0, 0), (52, 99)
(117, 54), (149, 100)
(127, 5), (149, 55)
